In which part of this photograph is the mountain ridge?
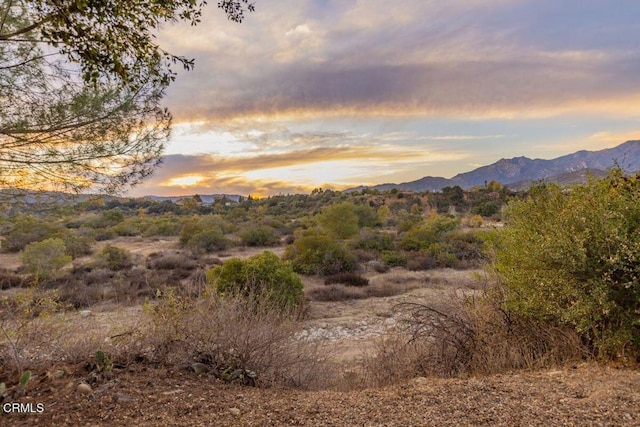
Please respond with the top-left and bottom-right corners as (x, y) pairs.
(348, 140), (640, 192)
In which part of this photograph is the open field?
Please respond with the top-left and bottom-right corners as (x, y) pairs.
(2, 180), (639, 424)
(2, 237), (638, 425)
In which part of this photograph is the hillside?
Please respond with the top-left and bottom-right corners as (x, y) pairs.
(350, 140), (640, 192)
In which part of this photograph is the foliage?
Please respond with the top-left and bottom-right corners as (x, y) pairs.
(142, 215), (184, 237)
(239, 225), (279, 247)
(206, 251), (304, 314)
(4, 0), (254, 88)
(354, 229), (394, 252)
(400, 216), (460, 251)
(317, 202), (360, 239)
(179, 216), (232, 245)
(0, 1), (253, 194)
(284, 233), (356, 276)
(186, 228), (229, 254)
(94, 245), (132, 271)
(354, 204), (381, 228)
(472, 201), (500, 218)
(1, 216), (63, 252)
(381, 250), (407, 267)
(494, 171), (640, 357)
(61, 230), (95, 259)
(21, 238), (71, 280)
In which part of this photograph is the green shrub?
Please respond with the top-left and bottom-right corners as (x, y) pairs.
(239, 226), (279, 247)
(206, 251), (304, 314)
(400, 215), (460, 251)
(186, 228), (229, 254)
(100, 208), (125, 226)
(381, 250), (407, 267)
(354, 229), (394, 252)
(493, 171), (640, 358)
(354, 204), (381, 228)
(1, 216), (63, 252)
(284, 233), (356, 275)
(180, 216), (233, 247)
(142, 216), (183, 237)
(473, 201), (500, 218)
(317, 201), (359, 239)
(95, 245), (132, 271)
(61, 230), (95, 259)
(21, 238), (71, 280)
(112, 218), (142, 236)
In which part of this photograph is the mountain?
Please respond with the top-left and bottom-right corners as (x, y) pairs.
(350, 140), (640, 192)
(506, 168), (609, 192)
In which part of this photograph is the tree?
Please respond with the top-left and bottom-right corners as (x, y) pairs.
(494, 170), (640, 358)
(317, 201), (359, 239)
(0, 1), (254, 194)
(22, 237), (71, 280)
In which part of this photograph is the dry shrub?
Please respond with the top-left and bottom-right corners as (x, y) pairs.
(0, 289), (141, 383)
(405, 252), (437, 271)
(365, 281), (420, 298)
(324, 272), (369, 287)
(0, 268), (26, 289)
(364, 291), (587, 386)
(1, 290), (333, 391)
(306, 285), (366, 302)
(368, 261), (389, 273)
(308, 279), (419, 302)
(146, 251), (197, 270)
(144, 292), (333, 389)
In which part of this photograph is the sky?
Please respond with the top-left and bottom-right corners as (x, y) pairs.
(128, 0), (640, 197)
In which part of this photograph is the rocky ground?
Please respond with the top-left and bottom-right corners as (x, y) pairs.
(2, 240), (638, 426)
(4, 363), (639, 426)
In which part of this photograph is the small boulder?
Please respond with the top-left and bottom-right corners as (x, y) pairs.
(191, 363), (209, 375)
(77, 383), (92, 395)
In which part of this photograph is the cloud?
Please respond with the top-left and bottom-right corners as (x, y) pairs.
(128, 137), (471, 196)
(161, 0), (640, 123)
(135, 1), (640, 196)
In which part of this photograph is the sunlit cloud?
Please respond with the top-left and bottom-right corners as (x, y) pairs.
(164, 175), (206, 188)
(127, 0), (640, 196)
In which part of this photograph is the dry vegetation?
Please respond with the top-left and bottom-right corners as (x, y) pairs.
(1, 181), (639, 423)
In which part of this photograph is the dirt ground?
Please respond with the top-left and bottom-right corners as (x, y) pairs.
(4, 363), (640, 426)
(2, 237), (640, 425)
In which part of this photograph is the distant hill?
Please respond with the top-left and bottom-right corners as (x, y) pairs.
(506, 168), (609, 192)
(144, 194), (244, 204)
(348, 140), (640, 192)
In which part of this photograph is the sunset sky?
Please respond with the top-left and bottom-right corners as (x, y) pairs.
(128, 0), (640, 197)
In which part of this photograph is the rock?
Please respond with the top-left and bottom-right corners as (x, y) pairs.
(80, 310), (94, 318)
(77, 383), (92, 395)
(113, 392), (133, 403)
(229, 407), (241, 417)
(192, 363), (209, 375)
